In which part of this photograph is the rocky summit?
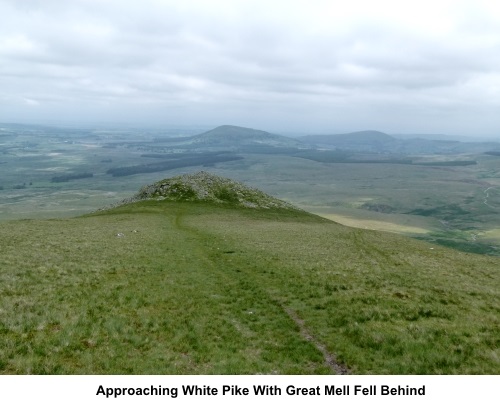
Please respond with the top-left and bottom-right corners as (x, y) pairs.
(123, 171), (299, 210)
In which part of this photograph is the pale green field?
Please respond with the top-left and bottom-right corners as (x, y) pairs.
(308, 208), (436, 235)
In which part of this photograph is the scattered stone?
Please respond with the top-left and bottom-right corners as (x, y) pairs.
(101, 171), (301, 211)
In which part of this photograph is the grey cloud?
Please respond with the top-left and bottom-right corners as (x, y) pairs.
(0, 0), (499, 135)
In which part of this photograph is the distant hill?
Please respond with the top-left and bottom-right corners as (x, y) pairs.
(190, 125), (304, 150)
(151, 125), (499, 155)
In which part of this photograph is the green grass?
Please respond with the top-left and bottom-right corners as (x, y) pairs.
(1, 201), (499, 374)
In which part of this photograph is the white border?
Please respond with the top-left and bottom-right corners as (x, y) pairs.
(2, 375), (498, 404)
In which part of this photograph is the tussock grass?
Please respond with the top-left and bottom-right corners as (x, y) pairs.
(182, 204), (500, 374)
(1, 201), (499, 374)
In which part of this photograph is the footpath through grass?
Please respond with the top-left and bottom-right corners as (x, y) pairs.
(0, 201), (499, 374)
(182, 205), (500, 374)
(0, 203), (329, 374)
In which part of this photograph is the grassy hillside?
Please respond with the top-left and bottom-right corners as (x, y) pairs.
(1, 176), (499, 374)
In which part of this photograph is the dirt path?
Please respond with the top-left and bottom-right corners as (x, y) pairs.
(175, 208), (344, 374)
(483, 186), (497, 208)
(284, 307), (349, 375)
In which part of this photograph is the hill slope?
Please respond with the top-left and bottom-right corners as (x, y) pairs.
(298, 130), (500, 154)
(122, 171), (299, 210)
(190, 125), (304, 149)
(299, 130), (394, 147)
(1, 173), (499, 374)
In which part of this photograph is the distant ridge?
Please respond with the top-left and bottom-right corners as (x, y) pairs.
(297, 130), (500, 153)
(117, 171), (299, 210)
(298, 130), (395, 146)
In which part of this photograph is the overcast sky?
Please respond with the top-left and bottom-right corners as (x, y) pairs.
(1, 0), (499, 136)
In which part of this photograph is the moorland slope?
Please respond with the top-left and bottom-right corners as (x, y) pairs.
(0, 172), (499, 374)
